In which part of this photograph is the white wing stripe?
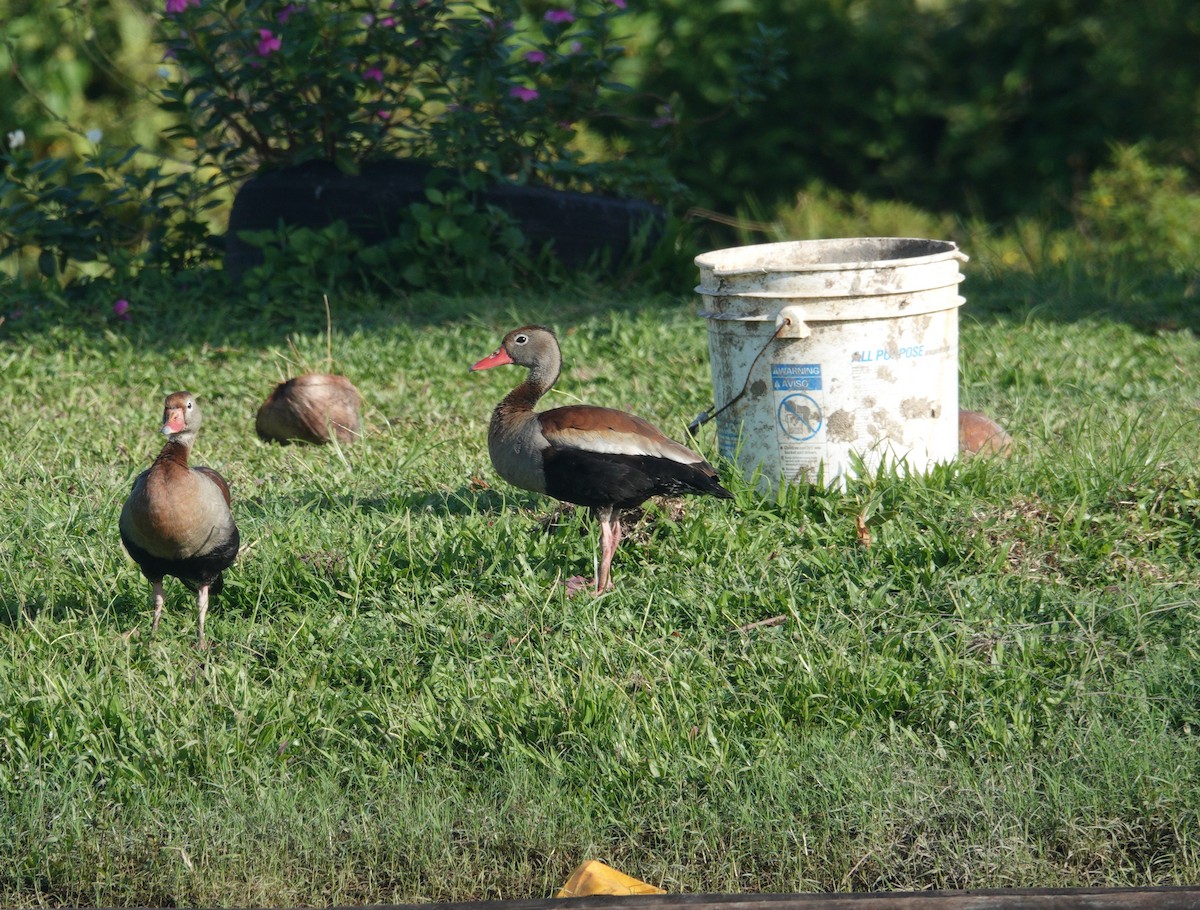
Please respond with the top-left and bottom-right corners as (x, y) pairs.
(550, 428), (703, 464)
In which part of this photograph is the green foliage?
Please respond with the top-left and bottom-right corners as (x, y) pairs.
(1078, 145), (1200, 273)
(0, 0), (175, 156)
(238, 187), (533, 300)
(724, 183), (961, 250)
(373, 186), (532, 292)
(237, 221), (368, 301)
(1, 0), (691, 292)
(618, 0), (1200, 221)
(0, 140), (223, 284)
(158, 0), (670, 197)
(7, 0), (1200, 250)
(0, 1), (228, 287)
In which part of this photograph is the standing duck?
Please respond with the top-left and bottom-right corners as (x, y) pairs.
(119, 391), (239, 648)
(471, 325), (733, 593)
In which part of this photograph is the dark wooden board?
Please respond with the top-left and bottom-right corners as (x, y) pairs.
(354, 887), (1200, 910)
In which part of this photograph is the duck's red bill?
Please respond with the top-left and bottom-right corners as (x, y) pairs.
(471, 348), (513, 371)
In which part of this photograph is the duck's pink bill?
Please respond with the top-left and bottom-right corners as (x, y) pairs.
(161, 409), (187, 434)
(471, 348), (513, 371)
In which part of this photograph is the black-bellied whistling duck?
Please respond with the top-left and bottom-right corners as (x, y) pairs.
(256, 373), (362, 445)
(119, 392), (239, 648)
(471, 325), (733, 593)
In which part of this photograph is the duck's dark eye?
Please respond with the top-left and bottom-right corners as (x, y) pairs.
(186, 400), (194, 410)
(514, 334), (528, 345)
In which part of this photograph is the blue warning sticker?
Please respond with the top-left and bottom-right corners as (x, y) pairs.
(777, 393), (823, 441)
(716, 424), (741, 458)
(771, 363), (822, 391)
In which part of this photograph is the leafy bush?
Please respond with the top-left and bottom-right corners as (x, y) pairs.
(157, 0), (668, 197)
(618, 0), (1200, 221)
(0, 0), (175, 157)
(238, 185), (532, 301)
(0, 0), (689, 291)
(0, 135), (222, 284)
(1078, 145), (1200, 273)
(711, 183), (961, 250)
(372, 185), (532, 291)
(9, 0), (1196, 294)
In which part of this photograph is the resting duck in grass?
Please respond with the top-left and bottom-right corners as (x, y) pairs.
(471, 325), (732, 593)
(119, 392), (239, 648)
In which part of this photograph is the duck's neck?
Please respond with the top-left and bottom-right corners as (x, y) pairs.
(500, 356), (560, 414)
(154, 438), (193, 470)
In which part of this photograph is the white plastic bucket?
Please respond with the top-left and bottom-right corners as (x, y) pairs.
(695, 238), (968, 491)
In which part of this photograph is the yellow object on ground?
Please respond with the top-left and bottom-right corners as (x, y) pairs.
(556, 860), (666, 897)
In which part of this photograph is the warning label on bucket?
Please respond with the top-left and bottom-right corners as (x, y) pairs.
(773, 364), (826, 481)
(780, 446), (824, 482)
(773, 365), (824, 440)
(777, 393), (823, 441)
(771, 363), (823, 391)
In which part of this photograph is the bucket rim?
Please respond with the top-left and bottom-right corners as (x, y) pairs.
(696, 293), (966, 324)
(693, 276), (964, 299)
(694, 237), (967, 276)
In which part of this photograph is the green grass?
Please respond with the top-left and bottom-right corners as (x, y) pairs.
(1, 257), (1198, 906)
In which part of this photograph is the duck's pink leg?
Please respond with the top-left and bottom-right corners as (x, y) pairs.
(195, 584), (210, 650)
(565, 507), (621, 595)
(150, 580), (166, 633)
(594, 509), (621, 593)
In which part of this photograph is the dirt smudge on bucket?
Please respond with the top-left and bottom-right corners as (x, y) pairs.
(901, 397), (941, 419)
(826, 409), (857, 443)
(870, 408), (906, 443)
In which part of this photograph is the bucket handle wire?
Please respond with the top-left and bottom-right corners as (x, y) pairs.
(687, 316), (792, 438)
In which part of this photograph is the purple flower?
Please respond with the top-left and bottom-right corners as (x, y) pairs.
(380, 17), (396, 27)
(377, 109), (392, 120)
(509, 86), (539, 102)
(523, 50), (547, 64)
(544, 9), (574, 23)
(256, 29), (282, 56)
(165, 0), (199, 14)
(611, 0), (627, 7)
(113, 299), (131, 321)
(363, 67), (385, 82)
(277, 3), (299, 23)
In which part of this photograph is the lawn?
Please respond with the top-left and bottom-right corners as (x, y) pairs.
(1, 257), (1198, 906)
